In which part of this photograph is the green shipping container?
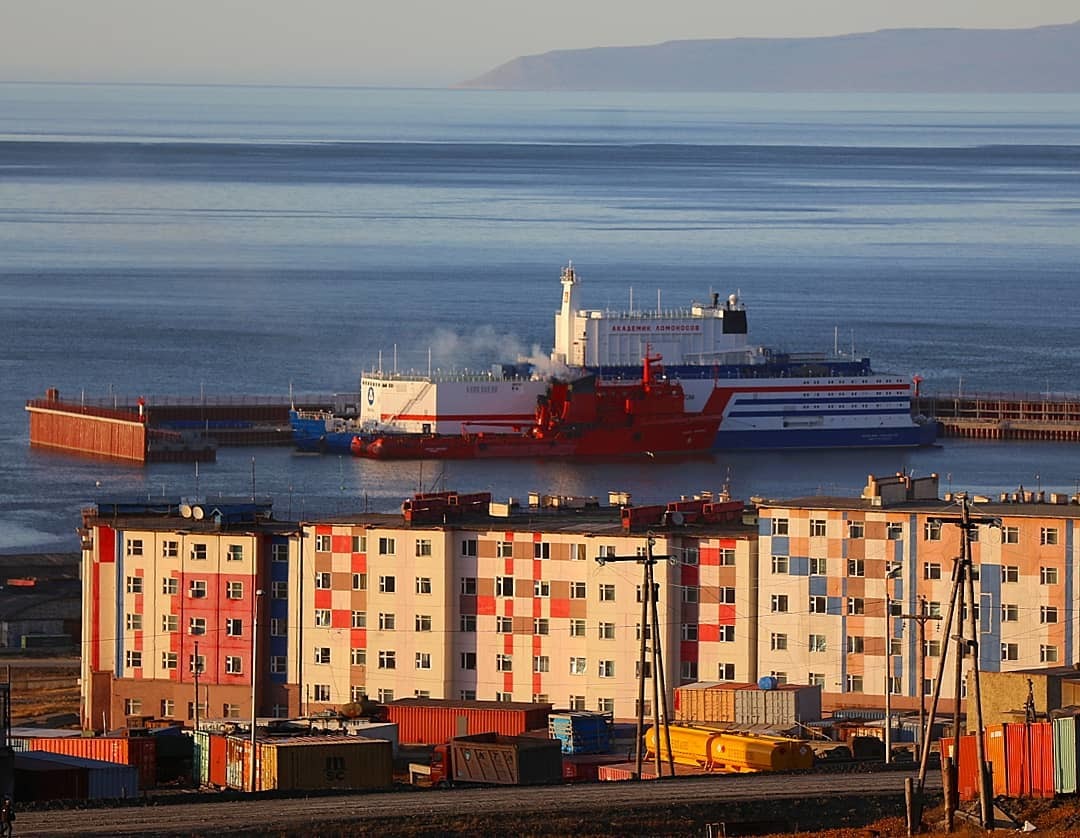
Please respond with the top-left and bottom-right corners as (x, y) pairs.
(1053, 716), (1080, 795)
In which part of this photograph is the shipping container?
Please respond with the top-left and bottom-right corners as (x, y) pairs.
(733, 684), (821, 726)
(941, 734), (980, 802)
(387, 698), (552, 745)
(25, 736), (155, 789)
(596, 760), (711, 781)
(226, 736), (249, 791)
(445, 733), (562, 786)
(561, 753), (630, 783)
(13, 753), (87, 802)
(673, 682), (755, 723)
(258, 737), (392, 791)
(1053, 716), (1080, 795)
(23, 751), (139, 799)
(548, 712), (614, 755)
(645, 725), (814, 773)
(984, 723), (1054, 799)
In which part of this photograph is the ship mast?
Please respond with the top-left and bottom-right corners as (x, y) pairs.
(553, 262), (580, 367)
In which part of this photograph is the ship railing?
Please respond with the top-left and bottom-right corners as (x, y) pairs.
(30, 393), (357, 409)
(362, 370), (538, 383)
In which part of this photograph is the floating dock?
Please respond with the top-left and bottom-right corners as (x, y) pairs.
(916, 392), (1080, 442)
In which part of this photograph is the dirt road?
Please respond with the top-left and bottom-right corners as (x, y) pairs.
(16, 768), (939, 836)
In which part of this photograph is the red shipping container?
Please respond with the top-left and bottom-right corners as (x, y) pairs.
(27, 736), (155, 790)
(1004, 722), (1055, 799)
(940, 734), (980, 801)
(562, 754), (628, 783)
(387, 699), (551, 745)
(207, 733), (228, 788)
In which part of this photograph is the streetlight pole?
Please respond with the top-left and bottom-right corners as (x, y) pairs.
(249, 588), (264, 793)
(884, 565), (902, 765)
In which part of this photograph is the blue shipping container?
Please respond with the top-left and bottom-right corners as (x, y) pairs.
(548, 713), (614, 755)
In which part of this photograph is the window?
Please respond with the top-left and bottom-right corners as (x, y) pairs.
(272, 543), (289, 562)
(810, 596), (827, 614)
(810, 519), (827, 537)
(681, 624), (699, 641)
(924, 562), (941, 580)
(598, 622), (616, 640)
(771, 517), (789, 535)
(771, 555), (789, 574)
(461, 538), (478, 556)
(496, 616), (512, 633)
(598, 660), (615, 678)
(226, 618), (243, 637)
(125, 650), (142, 668)
(718, 663), (736, 681)
(189, 617), (206, 635)
(125, 613), (142, 631)
(718, 625), (736, 642)
(924, 520), (942, 541)
(126, 576), (143, 594)
(682, 586), (699, 604)
(570, 582), (587, 599)
(126, 539), (143, 557)
(378, 575), (396, 593)
(1041, 566), (1059, 585)
(272, 581), (287, 599)
(226, 581), (243, 600)
(378, 650), (396, 670)
(270, 618), (286, 637)
(271, 656), (286, 674)
(351, 648), (366, 667)
(378, 612), (396, 631)
(225, 656), (243, 674)
(314, 647), (331, 664)
(570, 544), (587, 561)
(534, 580), (551, 598)
(681, 546), (700, 566)
(534, 655), (550, 673)
(460, 577), (477, 595)
(887, 522), (903, 540)
(847, 559), (865, 578)
(809, 634), (827, 653)
(351, 534), (366, 553)
(847, 636), (865, 654)
(352, 610), (366, 628)
(189, 654), (205, 674)
(534, 542), (550, 560)
(1003, 526), (1019, 544)
(162, 540), (178, 557)
(416, 652), (432, 670)
(161, 698), (175, 717)
(1001, 643), (1019, 662)
(377, 689), (395, 703)
(415, 576), (433, 595)
(569, 619), (586, 638)
(598, 584), (616, 602)
(890, 638), (904, 657)
(497, 540), (513, 558)
(848, 597), (865, 615)
(1001, 565), (1019, 583)
(378, 537), (396, 555)
(496, 654), (513, 672)
(924, 640), (942, 657)
(124, 698), (142, 714)
(1041, 606), (1059, 624)
(1041, 527), (1059, 546)
(1001, 603), (1019, 622)
(1041, 645), (1060, 664)
(352, 573), (367, 591)
(313, 684), (331, 702)
(460, 652), (477, 670)
(809, 557), (827, 576)
(808, 672), (826, 688)
(635, 623), (652, 641)
(190, 542), (207, 560)
(770, 594), (789, 613)
(315, 609), (331, 627)
(460, 614), (476, 633)
(495, 692), (513, 703)
(848, 520), (865, 539)
(188, 579), (207, 599)
(770, 671), (788, 685)
(460, 690), (477, 702)
(415, 614), (432, 632)
(681, 661), (699, 680)
(496, 576), (514, 597)
(315, 572), (331, 590)
(719, 548), (736, 566)
(846, 674), (864, 693)
(162, 614), (178, 633)
(597, 697), (615, 714)
(415, 538), (432, 557)
(770, 633), (787, 651)
(226, 544), (243, 562)
(315, 534), (332, 552)
(534, 618), (549, 636)
(926, 601), (943, 617)
(719, 587), (736, 604)
(598, 546), (616, 559)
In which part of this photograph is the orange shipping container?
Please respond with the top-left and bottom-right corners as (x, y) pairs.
(387, 699), (551, 745)
(27, 736), (155, 789)
(940, 735), (980, 802)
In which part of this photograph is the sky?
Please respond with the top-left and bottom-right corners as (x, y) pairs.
(2, 0), (1078, 87)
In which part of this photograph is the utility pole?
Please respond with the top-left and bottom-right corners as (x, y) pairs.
(910, 495), (1000, 833)
(899, 596), (941, 751)
(596, 532), (675, 779)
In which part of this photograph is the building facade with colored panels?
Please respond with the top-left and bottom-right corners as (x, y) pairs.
(755, 474), (1080, 709)
(79, 499), (300, 730)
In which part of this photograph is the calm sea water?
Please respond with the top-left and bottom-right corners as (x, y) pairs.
(2, 84), (1080, 552)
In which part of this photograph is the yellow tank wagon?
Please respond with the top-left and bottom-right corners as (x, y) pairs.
(645, 724), (814, 773)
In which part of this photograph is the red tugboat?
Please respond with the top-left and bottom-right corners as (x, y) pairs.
(351, 351), (720, 460)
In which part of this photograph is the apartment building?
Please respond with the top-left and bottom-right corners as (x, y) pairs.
(80, 498), (300, 730)
(756, 473), (1080, 710)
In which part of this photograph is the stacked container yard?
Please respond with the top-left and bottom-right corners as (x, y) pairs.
(548, 712), (614, 755)
(673, 681), (822, 728)
(16, 735), (156, 789)
(387, 698), (552, 745)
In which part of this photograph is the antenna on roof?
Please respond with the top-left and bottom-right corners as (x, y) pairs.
(251, 456), (256, 503)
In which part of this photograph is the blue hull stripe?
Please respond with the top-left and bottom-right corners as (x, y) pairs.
(714, 425), (934, 449)
(727, 407), (914, 418)
(729, 396), (910, 406)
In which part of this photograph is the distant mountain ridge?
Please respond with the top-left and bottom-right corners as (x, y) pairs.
(461, 21), (1080, 92)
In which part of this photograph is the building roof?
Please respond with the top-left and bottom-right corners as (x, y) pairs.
(0, 586), (80, 622)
